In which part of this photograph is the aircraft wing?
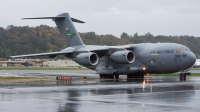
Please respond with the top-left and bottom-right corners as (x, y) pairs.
(89, 48), (109, 53)
(10, 46), (131, 58)
(86, 46), (133, 54)
(10, 51), (73, 58)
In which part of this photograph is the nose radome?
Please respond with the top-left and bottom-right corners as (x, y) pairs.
(188, 52), (196, 67)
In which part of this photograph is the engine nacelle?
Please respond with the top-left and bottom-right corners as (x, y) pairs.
(76, 52), (98, 66)
(111, 51), (135, 64)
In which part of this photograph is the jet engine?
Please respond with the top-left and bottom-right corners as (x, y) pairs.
(76, 52), (98, 66)
(110, 51), (135, 64)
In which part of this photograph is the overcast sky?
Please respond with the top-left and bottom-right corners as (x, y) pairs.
(0, 0), (200, 37)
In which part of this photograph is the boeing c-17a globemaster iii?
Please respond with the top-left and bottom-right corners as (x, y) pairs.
(11, 13), (196, 79)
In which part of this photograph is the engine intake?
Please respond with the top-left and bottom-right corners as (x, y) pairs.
(76, 52), (98, 66)
(111, 51), (135, 64)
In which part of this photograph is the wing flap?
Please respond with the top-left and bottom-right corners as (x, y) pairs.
(89, 48), (109, 53)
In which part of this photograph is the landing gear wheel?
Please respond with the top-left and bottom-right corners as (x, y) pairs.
(127, 74), (135, 78)
(179, 73), (182, 79)
(100, 74), (103, 78)
(180, 73), (186, 80)
(183, 73), (186, 79)
(180, 73), (183, 79)
(184, 74), (186, 78)
(115, 74), (119, 79)
(105, 74), (109, 78)
(127, 74), (131, 78)
(141, 74), (144, 78)
(135, 75), (139, 78)
(110, 75), (114, 79)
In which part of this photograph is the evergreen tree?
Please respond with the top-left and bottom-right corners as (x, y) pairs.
(120, 32), (129, 39)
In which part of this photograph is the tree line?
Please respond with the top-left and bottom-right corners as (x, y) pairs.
(0, 25), (200, 58)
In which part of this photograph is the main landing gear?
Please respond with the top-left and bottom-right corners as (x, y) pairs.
(99, 74), (119, 79)
(127, 73), (144, 79)
(99, 73), (144, 79)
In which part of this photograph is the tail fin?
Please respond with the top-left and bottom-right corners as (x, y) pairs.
(22, 13), (85, 47)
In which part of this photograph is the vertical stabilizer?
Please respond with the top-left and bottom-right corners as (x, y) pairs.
(53, 13), (85, 46)
(22, 13), (85, 47)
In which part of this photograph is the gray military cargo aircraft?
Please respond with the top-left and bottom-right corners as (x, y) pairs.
(11, 13), (196, 79)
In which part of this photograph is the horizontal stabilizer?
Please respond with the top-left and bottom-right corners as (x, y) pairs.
(22, 17), (85, 23)
(71, 18), (85, 23)
(22, 16), (65, 19)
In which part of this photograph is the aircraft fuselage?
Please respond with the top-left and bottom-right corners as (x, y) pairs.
(82, 43), (196, 75)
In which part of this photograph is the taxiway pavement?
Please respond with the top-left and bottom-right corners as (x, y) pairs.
(0, 70), (200, 112)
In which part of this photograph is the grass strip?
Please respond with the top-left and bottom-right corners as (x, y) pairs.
(0, 76), (55, 82)
(0, 67), (89, 70)
(149, 73), (200, 77)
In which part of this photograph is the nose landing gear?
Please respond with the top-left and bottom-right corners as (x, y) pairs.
(180, 69), (191, 79)
(179, 73), (186, 79)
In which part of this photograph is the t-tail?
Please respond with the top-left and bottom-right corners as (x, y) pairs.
(23, 13), (85, 47)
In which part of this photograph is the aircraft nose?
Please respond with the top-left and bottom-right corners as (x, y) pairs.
(188, 52), (196, 67)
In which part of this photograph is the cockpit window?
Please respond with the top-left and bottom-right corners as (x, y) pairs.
(186, 48), (191, 52)
(176, 48), (184, 53)
(176, 47), (191, 53)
